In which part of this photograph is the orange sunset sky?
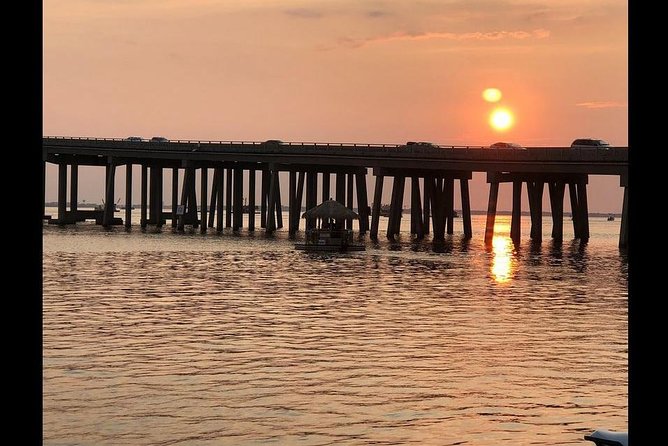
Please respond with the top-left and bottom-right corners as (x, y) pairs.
(43, 0), (628, 211)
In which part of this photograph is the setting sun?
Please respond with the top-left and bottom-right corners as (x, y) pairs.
(482, 88), (502, 103)
(489, 108), (514, 131)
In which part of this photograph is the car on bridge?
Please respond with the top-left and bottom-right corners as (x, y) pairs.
(125, 136), (144, 142)
(570, 138), (610, 149)
(489, 142), (526, 150)
(406, 141), (438, 148)
(150, 136), (169, 143)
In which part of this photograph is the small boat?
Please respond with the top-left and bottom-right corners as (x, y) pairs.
(607, 214), (615, 221)
(94, 199), (119, 212)
(295, 200), (365, 252)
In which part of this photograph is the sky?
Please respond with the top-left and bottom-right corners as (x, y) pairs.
(43, 0), (628, 212)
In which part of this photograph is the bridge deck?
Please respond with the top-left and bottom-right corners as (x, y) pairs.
(43, 137), (628, 176)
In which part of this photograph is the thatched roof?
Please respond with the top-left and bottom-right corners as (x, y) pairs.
(302, 200), (359, 220)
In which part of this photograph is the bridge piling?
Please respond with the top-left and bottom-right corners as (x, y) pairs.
(460, 178), (472, 239)
(266, 169), (278, 233)
(445, 178), (454, 235)
(576, 180), (590, 241)
(322, 173), (330, 202)
(125, 164), (132, 228)
(233, 168), (243, 231)
(275, 175), (284, 229)
(355, 172), (370, 234)
(172, 168), (179, 228)
(216, 167), (224, 232)
(511, 181), (522, 244)
(619, 186), (628, 249)
(102, 162), (116, 227)
(208, 168), (218, 228)
(57, 163), (67, 225)
(423, 177), (431, 235)
(548, 181), (565, 241)
(248, 169), (256, 231)
(346, 174), (354, 230)
(484, 179), (499, 246)
(200, 168), (208, 233)
(140, 165), (148, 228)
(295, 172), (305, 233)
(260, 170), (269, 229)
(370, 175), (384, 239)
(70, 163), (78, 216)
(336, 173), (345, 205)
(305, 171), (317, 230)
(288, 171), (297, 235)
(225, 168), (233, 228)
(411, 177), (424, 239)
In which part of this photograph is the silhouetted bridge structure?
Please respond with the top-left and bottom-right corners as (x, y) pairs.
(42, 137), (629, 248)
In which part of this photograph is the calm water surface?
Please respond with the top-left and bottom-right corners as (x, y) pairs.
(43, 210), (627, 445)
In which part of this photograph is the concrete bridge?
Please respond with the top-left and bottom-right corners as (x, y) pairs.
(42, 137), (629, 248)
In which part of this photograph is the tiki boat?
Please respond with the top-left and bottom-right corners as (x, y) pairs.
(295, 200), (365, 252)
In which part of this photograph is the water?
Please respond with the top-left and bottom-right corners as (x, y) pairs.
(43, 209), (627, 445)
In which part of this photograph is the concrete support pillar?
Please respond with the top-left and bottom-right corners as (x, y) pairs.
(155, 167), (163, 228)
(177, 168), (190, 231)
(548, 181), (565, 241)
(200, 168), (208, 233)
(208, 168), (218, 228)
(275, 174), (283, 229)
(57, 163), (67, 224)
(423, 177), (431, 235)
(430, 177), (446, 242)
(248, 169), (256, 232)
(305, 171), (317, 230)
(568, 182), (581, 238)
(289, 171), (297, 235)
(102, 163), (116, 227)
(225, 168), (233, 228)
(261, 170), (270, 229)
(140, 165), (148, 228)
(510, 181), (522, 244)
(216, 167), (224, 232)
(322, 173), (330, 202)
(355, 172), (369, 234)
(445, 178), (454, 235)
(125, 164), (132, 228)
(266, 169), (278, 233)
(336, 173), (345, 204)
(619, 186), (628, 249)
(528, 181), (544, 242)
(460, 178), (472, 239)
(70, 164), (78, 213)
(295, 172), (305, 233)
(484, 180), (499, 246)
(411, 177), (424, 239)
(370, 175), (384, 240)
(346, 173), (354, 230)
(387, 176), (405, 239)
(171, 168), (179, 228)
(577, 180), (589, 241)
(233, 168), (243, 231)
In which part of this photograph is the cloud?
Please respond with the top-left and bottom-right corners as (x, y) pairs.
(337, 28), (550, 49)
(576, 101), (627, 109)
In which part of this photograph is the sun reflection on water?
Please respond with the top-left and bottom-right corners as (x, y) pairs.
(491, 225), (515, 283)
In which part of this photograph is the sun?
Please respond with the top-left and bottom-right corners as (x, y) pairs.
(489, 108), (514, 131)
(482, 88), (502, 103)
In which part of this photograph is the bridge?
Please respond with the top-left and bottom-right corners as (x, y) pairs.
(42, 137), (629, 247)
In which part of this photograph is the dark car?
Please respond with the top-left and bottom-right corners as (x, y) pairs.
(406, 141), (438, 148)
(264, 139), (284, 145)
(570, 138), (610, 149)
(150, 136), (169, 143)
(125, 136), (144, 142)
(489, 141), (526, 150)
